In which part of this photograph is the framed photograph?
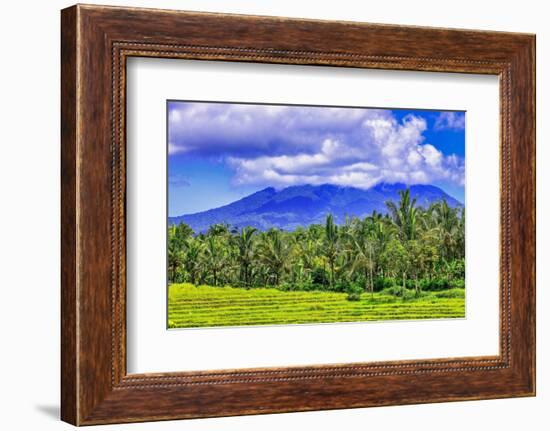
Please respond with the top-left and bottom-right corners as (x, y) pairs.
(61, 4), (535, 425)
(165, 100), (467, 330)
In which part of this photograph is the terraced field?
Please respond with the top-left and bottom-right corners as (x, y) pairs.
(168, 283), (465, 328)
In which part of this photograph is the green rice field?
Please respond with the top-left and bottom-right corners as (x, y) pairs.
(168, 283), (465, 329)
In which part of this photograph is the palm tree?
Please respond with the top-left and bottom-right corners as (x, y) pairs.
(429, 200), (460, 261)
(167, 242), (184, 283)
(347, 233), (375, 296)
(411, 228), (441, 293)
(295, 237), (318, 274)
(455, 207), (465, 259)
(257, 229), (289, 286)
(233, 226), (257, 287)
(360, 215), (393, 279)
(381, 238), (409, 295)
(203, 236), (226, 286)
(170, 222), (193, 249)
(386, 188), (419, 241)
(207, 223), (230, 237)
(182, 237), (203, 285)
(324, 214), (339, 287)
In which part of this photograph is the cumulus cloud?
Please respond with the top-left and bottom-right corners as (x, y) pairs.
(434, 111), (465, 131)
(168, 102), (465, 189)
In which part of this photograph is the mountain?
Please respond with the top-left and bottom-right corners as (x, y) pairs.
(169, 183), (462, 232)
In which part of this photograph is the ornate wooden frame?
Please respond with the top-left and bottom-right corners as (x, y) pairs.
(61, 4), (535, 425)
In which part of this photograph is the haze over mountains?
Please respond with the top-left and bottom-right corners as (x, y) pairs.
(169, 183), (462, 233)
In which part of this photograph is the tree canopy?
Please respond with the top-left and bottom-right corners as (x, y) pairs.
(168, 189), (465, 297)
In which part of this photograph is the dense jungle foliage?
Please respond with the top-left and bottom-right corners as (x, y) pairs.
(168, 189), (465, 299)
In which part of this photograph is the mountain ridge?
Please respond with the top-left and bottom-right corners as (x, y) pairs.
(169, 183), (462, 232)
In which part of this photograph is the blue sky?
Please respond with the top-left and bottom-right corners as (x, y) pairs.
(168, 101), (465, 216)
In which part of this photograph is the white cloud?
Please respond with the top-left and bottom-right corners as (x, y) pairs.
(435, 111), (465, 131)
(169, 102), (465, 189)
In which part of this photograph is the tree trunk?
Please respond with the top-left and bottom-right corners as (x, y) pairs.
(369, 246), (374, 298)
(330, 260), (335, 288)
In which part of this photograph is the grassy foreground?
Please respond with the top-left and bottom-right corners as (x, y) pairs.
(168, 283), (465, 329)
